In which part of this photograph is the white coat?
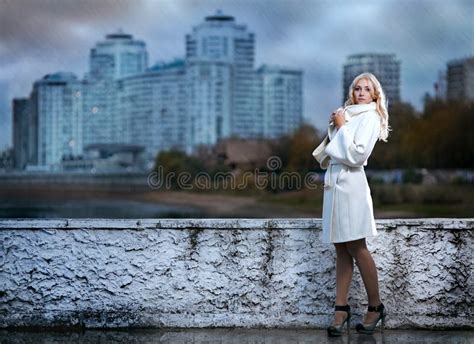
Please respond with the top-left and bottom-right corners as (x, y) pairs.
(321, 102), (381, 244)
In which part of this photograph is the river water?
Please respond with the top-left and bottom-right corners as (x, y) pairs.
(0, 199), (206, 219)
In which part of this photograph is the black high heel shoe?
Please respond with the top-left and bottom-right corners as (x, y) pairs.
(355, 303), (386, 334)
(327, 304), (351, 337)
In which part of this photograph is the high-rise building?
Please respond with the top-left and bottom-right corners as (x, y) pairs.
(117, 59), (188, 162)
(434, 70), (447, 100)
(29, 72), (83, 170)
(185, 61), (233, 150)
(0, 80), (9, 151)
(257, 65), (303, 139)
(12, 98), (30, 170)
(447, 57), (474, 101)
(84, 31), (148, 146)
(343, 53), (401, 105)
(89, 30), (148, 81)
(185, 10), (261, 150)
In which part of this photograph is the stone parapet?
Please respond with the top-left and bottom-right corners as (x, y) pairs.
(0, 218), (472, 329)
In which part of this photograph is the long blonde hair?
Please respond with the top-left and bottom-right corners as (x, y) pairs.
(344, 72), (391, 142)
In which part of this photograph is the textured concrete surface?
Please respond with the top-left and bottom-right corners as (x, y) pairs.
(0, 218), (472, 329)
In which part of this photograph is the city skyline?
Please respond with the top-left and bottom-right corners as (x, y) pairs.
(12, 13), (304, 171)
(1, 0), (473, 151)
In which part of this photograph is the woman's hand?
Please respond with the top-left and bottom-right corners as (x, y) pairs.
(330, 108), (345, 128)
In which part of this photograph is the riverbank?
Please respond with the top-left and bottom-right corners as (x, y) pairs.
(3, 183), (469, 218)
(0, 186), (316, 218)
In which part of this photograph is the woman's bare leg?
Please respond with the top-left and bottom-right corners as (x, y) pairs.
(345, 238), (381, 323)
(332, 243), (354, 325)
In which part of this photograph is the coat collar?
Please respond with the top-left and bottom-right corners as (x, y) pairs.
(344, 102), (377, 121)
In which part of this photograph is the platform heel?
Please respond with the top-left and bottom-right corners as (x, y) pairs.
(327, 304), (351, 337)
(355, 303), (386, 334)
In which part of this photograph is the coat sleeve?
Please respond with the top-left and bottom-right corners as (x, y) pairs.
(324, 112), (381, 167)
(328, 123), (338, 140)
(327, 106), (344, 140)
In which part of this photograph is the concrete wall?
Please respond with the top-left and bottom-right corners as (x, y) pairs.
(0, 218), (472, 329)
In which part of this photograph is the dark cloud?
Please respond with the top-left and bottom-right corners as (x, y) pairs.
(0, 0), (143, 63)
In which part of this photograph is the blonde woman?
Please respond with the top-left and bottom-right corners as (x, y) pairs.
(322, 73), (390, 336)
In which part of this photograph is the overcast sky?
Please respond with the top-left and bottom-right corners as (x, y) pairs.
(0, 0), (472, 150)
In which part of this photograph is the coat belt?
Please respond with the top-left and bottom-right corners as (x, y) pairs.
(324, 161), (365, 189)
(324, 160), (343, 189)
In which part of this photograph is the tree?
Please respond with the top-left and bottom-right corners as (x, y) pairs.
(153, 149), (206, 189)
(285, 124), (323, 173)
(370, 101), (419, 169)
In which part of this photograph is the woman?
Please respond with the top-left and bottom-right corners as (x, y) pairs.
(321, 72), (390, 336)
